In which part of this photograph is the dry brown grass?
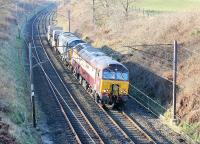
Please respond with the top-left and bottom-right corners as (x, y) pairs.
(177, 53), (200, 123)
(60, 1), (200, 45)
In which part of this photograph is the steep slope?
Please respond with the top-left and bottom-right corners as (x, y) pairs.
(0, 0), (47, 143)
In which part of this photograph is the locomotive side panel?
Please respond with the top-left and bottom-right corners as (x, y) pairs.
(72, 50), (97, 89)
(51, 30), (130, 108)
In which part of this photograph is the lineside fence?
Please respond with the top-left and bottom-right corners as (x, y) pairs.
(129, 7), (168, 17)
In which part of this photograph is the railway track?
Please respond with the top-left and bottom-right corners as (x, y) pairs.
(54, 48), (156, 143)
(30, 6), (104, 144)
(28, 4), (158, 144)
(42, 5), (157, 144)
(107, 110), (155, 144)
(25, 7), (80, 144)
(36, 6), (135, 144)
(40, 8), (135, 143)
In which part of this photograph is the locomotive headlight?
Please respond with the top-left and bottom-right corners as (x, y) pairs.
(121, 90), (126, 94)
(103, 89), (109, 93)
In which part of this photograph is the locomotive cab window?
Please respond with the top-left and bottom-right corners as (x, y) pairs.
(102, 70), (115, 80)
(102, 65), (129, 81)
(116, 72), (128, 81)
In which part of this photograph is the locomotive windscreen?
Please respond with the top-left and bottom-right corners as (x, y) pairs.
(102, 64), (129, 81)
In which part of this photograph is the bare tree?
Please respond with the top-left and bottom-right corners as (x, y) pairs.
(102, 0), (116, 12)
(92, 0), (95, 23)
(121, 0), (133, 18)
(98, 0), (112, 17)
(99, 0), (110, 9)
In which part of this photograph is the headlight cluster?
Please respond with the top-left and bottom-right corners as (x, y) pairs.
(103, 89), (109, 93)
(120, 90), (127, 94)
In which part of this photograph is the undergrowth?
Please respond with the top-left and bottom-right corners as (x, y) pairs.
(0, 0), (43, 143)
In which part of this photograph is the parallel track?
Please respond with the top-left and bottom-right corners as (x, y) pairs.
(107, 110), (156, 144)
(31, 6), (103, 144)
(38, 6), (135, 144)
(48, 8), (156, 144)
(45, 5), (156, 144)
(30, 4), (157, 144)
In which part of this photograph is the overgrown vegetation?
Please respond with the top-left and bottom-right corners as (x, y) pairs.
(0, 0), (43, 143)
(57, 0), (200, 142)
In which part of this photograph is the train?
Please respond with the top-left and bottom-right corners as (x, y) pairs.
(47, 25), (129, 109)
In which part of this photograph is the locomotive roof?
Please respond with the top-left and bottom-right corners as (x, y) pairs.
(61, 32), (74, 37)
(53, 29), (63, 33)
(53, 29), (63, 35)
(67, 37), (81, 43)
(59, 32), (82, 45)
(75, 44), (125, 70)
(53, 30), (63, 39)
(48, 25), (63, 32)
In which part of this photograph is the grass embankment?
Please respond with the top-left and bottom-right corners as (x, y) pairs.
(0, 1), (42, 143)
(0, 38), (37, 144)
(56, 0), (200, 142)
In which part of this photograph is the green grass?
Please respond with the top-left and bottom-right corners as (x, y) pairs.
(131, 0), (200, 11)
(163, 110), (200, 143)
(181, 122), (200, 143)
